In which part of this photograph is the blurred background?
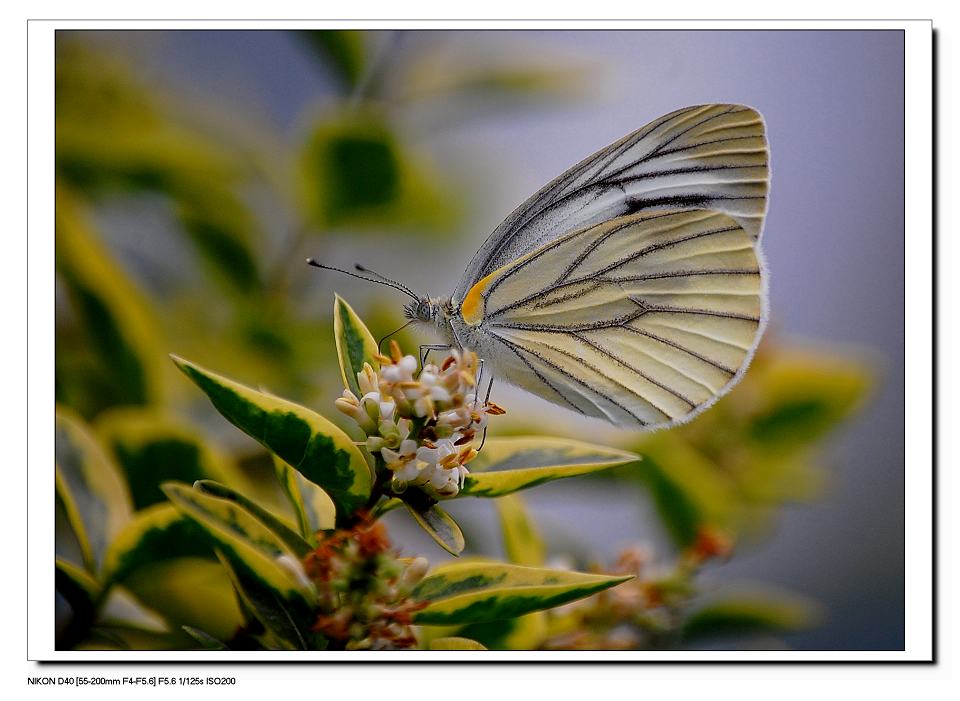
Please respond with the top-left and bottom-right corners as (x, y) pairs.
(54, 29), (904, 650)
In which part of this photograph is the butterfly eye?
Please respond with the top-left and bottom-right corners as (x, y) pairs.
(417, 302), (431, 321)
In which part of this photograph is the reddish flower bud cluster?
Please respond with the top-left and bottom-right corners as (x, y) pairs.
(303, 514), (429, 650)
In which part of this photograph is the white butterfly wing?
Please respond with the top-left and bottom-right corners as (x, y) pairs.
(453, 104), (769, 305)
(451, 209), (765, 427)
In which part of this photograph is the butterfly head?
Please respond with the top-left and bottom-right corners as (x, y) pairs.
(404, 296), (455, 329)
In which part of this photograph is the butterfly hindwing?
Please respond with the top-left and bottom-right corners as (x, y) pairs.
(460, 209), (765, 427)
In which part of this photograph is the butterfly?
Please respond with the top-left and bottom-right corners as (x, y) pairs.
(314, 104), (769, 429)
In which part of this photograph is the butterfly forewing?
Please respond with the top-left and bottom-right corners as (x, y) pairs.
(453, 104), (769, 306)
(459, 210), (765, 427)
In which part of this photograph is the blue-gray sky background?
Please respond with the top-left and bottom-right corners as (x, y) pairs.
(87, 29), (906, 650)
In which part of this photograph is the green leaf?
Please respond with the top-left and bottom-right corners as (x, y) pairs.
(120, 557), (245, 643)
(636, 454), (703, 548)
(215, 551), (325, 651)
(428, 636), (487, 651)
(56, 43), (263, 298)
(299, 112), (458, 233)
(403, 501), (465, 556)
(296, 30), (368, 91)
(411, 561), (631, 625)
(455, 612), (547, 651)
(55, 406), (133, 574)
(371, 497), (404, 517)
(182, 626), (229, 650)
(461, 437), (639, 498)
(273, 456), (337, 540)
(77, 624), (189, 652)
(95, 407), (249, 510)
(396, 41), (587, 114)
(175, 188), (262, 295)
(56, 558), (103, 617)
(682, 595), (820, 644)
(333, 294), (380, 398)
(102, 503), (212, 585)
(193, 480), (312, 558)
(744, 350), (871, 451)
(495, 494), (544, 567)
(170, 355), (371, 520)
(55, 190), (166, 413)
(161, 482), (316, 605)
(633, 434), (736, 548)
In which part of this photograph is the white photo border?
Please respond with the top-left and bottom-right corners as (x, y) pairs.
(27, 18), (934, 663)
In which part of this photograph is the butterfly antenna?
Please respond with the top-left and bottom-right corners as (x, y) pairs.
(305, 259), (418, 301)
(353, 264), (419, 300)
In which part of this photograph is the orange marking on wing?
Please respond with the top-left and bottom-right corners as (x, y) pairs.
(460, 269), (500, 325)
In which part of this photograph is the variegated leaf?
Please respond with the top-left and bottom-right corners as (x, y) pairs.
(428, 636), (488, 650)
(495, 493), (545, 567)
(161, 483), (316, 605)
(461, 437), (639, 498)
(56, 406), (133, 574)
(333, 294), (380, 398)
(101, 503), (211, 585)
(412, 560), (630, 625)
(403, 501), (465, 556)
(170, 355), (371, 520)
(193, 481), (312, 558)
(273, 456), (337, 540)
(95, 407), (251, 510)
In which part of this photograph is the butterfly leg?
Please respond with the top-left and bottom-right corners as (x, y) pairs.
(477, 372), (495, 452)
(419, 344), (452, 369)
(474, 358), (485, 404)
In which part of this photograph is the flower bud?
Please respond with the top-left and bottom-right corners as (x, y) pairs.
(357, 363), (379, 395)
(400, 556), (429, 588)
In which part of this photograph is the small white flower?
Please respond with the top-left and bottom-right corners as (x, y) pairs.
(415, 444), (438, 464)
(429, 469), (451, 491)
(394, 460), (420, 483)
(429, 385), (452, 403)
(398, 355), (418, 375)
(379, 398), (396, 420)
(381, 355), (418, 384)
(412, 463), (433, 486)
(412, 396), (435, 418)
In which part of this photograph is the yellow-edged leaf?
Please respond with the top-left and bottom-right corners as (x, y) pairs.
(461, 437), (639, 498)
(171, 355), (371, 520)
(55, 189), (166, 410)
(56, 406), (133, 574)
(273, 455), (337, 539)
(403, 501), (465, 556)
(333, 294), (380, 398)
(161, 482), (315, 604)
(95, 407), (252, 510)
(102, 503), (212, 585)
(56, 557), (103, 615)
(411, 560), (630, 625)
(428, 636), (488, 650)
(121, 557), (245, 643)
(193, 480), (312, 558)
(496, 494), (545, 567)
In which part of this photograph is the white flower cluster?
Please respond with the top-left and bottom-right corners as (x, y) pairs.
(335, 341), (504, 499)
